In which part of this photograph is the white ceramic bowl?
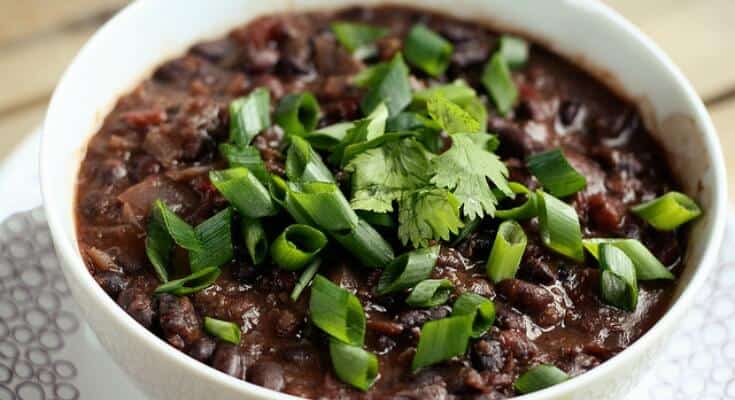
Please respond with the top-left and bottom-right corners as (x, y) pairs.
(41, 0), (728, 399)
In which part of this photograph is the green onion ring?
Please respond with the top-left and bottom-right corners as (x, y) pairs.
(309, 275), (366, 346)
(451, 292), (496, 338)
(406, 279), (453, 308)
(514, 364), (570, 394)
(271, 224), (328, 271)
(274, 92), (321, 137)
(376, 245), (440, 295)
(203, 317), (241, 345)
(329, 339), (379, 391)
(486, 220), (527, 283)
(631, 191), (702, 231)
(536, 190), (584, 262)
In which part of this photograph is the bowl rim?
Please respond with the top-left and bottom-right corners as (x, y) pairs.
(40, 0), (729, 399)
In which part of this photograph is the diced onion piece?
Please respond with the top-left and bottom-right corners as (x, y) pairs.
(486, 220), (527, 283)
(537, 191), (584, 262)
(631, 191), (702, 231)
(271, 224), (328, 271)
(309, 275), (366, 346)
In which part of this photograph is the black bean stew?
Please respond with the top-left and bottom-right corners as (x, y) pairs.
(75, 6), (695, 399)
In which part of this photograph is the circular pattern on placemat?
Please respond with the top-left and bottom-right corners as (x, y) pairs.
(0, 210), (79, 400)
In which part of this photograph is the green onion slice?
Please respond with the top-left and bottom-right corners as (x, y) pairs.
(218, 143), (269, 184)
(499, 35), (529, 69)
(332, 219), (395, 268)
(537, 191), (584, 262)
(406, 279), (453, 308)
(310, 275), (366, 346)
(286, 136), (336, 183)
(145, 210), (173, 283)
(356, 210), (394, 229)
(631, 191), (702, 231)
(189, 208), (234, 272)
(527, 148), (587, 197)
(329, 340), (379, 391)
(376, 245), (440, 295)
(150, 199), (202, 253)
(209, 168), (277, 219)
(427, 92), (481, 134)
(290, 258), (322, 301)
(289, 181), (359, 232)
(495, 182), (538, 220)
(274, 92), (320, 137)
(242, 217), (268, 265)
(330, 103), (389, 166)
(303, 122), (354, 152)
(268, 175), (312, 225)
(451, 292), (496, 338)
(353, 62), (390, 88)
(271, 224), (328, 271)
(411, 314), (473, 371)
(404, 24), (453, 77)
(154, 266), (221, 296)
(583, 238), (674, 280)
(361, 53), (412, 116)
(229, 87), (271, 146)
(331, 21), (389, 59)
(599, 244), (638, 311)
(486, 220), (527, 283)
(514, 365), (570, 394)
(203, 317), (241, 345)
(482, 52), (518, 116)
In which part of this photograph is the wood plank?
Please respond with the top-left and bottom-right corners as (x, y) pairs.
(0, 104), (45, 161)
(0, 0), (128, 45)
(0, 25), (97, 113)
(708, 100), (735, 202)
(607, 0), (735, 102)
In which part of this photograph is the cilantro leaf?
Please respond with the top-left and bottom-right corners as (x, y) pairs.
(345, 138), (432, 213)
(430, 134), (512, 219)
(427, 93), (482, 134)
(398, 188), (464, 248)
(330, 103), (389, 165)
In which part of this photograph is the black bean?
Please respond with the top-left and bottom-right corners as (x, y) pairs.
(247, 361), (285, 391)
(211, 343), (243, 378)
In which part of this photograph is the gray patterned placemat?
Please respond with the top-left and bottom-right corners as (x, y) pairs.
(0, 207), (732, 400)
(0, 208), (145, 400)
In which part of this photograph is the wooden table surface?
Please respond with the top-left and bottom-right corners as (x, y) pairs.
(0, 0), (732, 199)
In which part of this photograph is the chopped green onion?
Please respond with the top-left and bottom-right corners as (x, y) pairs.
(209, 168), (277, 219)
(274, 92), (321, 137)
(361, 53), (412, 116)
(427, 92), (481, 134)
(499, 35), (529, 69)
(218, 143), (269, 184)
(514, 365), (570, 394)
(631, 191), (702, 231)
(303, 122), (354, 152)
(332, 219), (395, 268)
(145, 210), (173, 282)
(353, 62), (390, 88)
(406, 279), (453, 308)
(404, 24), (453, 77)
(527, 148), (587, 197)
(583, 238), (674, 280)
(331, 21), (389, 59)
(450, 217), (481, 246)
(356, 210), (395, 228)
(229, 87), (271, 146)
(330, 103), (389, 166)
(189, 208), (234, 272)
(150, 199), (202, 253)
(329, 339), (379, 391)
(451, 292), (496, 338)
(495, 182), (538, 220)
(486, 220), (527, 283)
(599, 244), (638, 311)
(203, 317), (241, 344)
(310, 275), (366, 345)
(290, 258), (322, 301)
(412, 81), (477, 108)
(341, 131), (415, 167)
(268, 175), (312, 225)
(411, 314), (473, 371)
(286, 136), (336, 183)
(482, 52), (518, 116)
(386, 112), (441, 152)
(155, 266), (221, 296)
(376, 245), (440, 295)
(289, 181), (359, 232)
(271, 224), (328, 271)
(242, 217), (268, 265)
(536, 191), (584, 262)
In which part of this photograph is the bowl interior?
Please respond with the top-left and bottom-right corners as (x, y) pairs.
(41, 0), (727, 398)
